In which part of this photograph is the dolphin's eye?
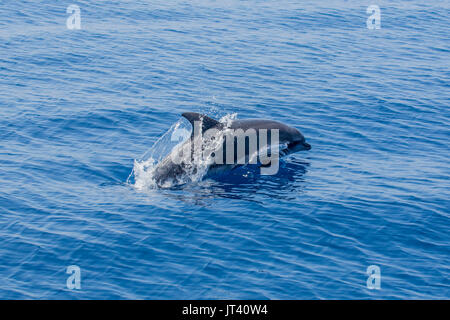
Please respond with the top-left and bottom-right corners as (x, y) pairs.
(288, 141), (301, 149)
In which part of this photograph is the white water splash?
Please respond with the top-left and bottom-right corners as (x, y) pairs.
(128, 113), (238, 190)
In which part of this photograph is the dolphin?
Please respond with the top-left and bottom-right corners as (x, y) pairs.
(151, 112), (311, 187)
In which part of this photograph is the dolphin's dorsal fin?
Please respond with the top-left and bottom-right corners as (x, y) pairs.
(182, 112), (221, 133)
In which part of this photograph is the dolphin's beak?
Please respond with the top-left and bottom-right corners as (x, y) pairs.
(287, 141), (311, 152)
(303, 142), (311, 150)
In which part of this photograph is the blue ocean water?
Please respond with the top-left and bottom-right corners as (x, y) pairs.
(0, 0), (449, 299)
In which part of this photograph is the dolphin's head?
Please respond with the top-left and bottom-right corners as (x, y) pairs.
(280, 125), (311, 155)
(229, 118), (311, 156)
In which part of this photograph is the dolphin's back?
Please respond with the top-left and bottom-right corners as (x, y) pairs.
(230, 119), (291, 132)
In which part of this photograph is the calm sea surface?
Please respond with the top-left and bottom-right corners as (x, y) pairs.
(0, 0), (449, 299)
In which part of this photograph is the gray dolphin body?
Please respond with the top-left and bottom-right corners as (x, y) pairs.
(152, 112), (311, 187)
